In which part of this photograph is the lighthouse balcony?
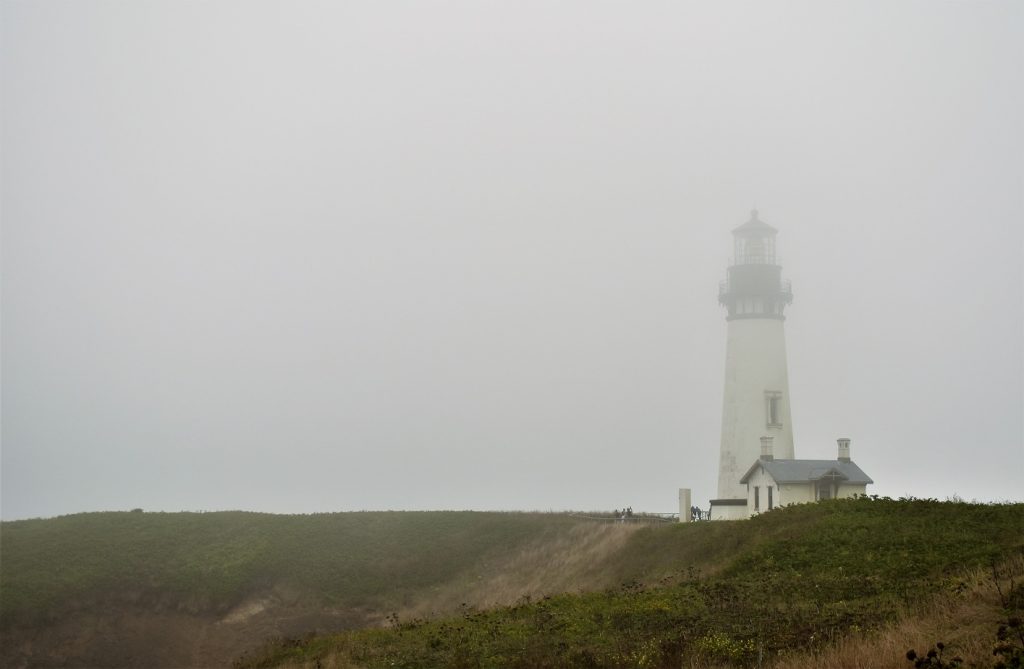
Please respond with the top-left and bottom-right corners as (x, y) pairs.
(718, 279), (792, 302)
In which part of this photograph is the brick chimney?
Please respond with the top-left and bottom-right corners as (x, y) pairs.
(760, 436), (774, 461)
(837, 438), (851, 462)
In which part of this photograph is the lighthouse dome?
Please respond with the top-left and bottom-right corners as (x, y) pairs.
(732, 209), (778, 236)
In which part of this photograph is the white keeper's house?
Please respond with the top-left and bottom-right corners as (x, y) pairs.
(737, 436), (873, 514)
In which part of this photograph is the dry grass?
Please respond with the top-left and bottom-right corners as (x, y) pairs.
(245, 521), (660, 669)
(774, 554), (1024, 669)
(274, 651), (361, 669)
(398, 522), (644, 619)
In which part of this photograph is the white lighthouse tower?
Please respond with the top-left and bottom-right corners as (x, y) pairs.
(710, 211), (795, 520)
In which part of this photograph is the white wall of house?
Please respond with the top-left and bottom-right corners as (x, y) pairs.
(709, 502), (749, 520)
(744, 464), (779, 515)
(836, 483), (868, 499)
(779, 483), (815, 506)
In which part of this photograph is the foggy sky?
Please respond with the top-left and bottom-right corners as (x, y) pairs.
(2, 1), (1022, 520)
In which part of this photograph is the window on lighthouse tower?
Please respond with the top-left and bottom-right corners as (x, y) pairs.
(765, 392), (783, 427)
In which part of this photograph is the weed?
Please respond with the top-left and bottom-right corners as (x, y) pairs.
(905, 642), (963, 668)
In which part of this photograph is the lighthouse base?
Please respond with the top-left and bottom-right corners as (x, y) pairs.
(709, 498), (748, 521)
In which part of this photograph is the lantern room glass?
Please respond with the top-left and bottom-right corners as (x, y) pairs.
(734, 235), (776, 265)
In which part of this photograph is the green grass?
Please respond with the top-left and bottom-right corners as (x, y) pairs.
(232, 498), (1024, 669)
(4, 498), (1022, 668)
(0, 510), (584, 626)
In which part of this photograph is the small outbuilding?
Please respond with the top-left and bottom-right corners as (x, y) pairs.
(738, 437), (873, 515)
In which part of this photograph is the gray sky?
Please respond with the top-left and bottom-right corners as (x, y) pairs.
(2, 1), (1022, 520)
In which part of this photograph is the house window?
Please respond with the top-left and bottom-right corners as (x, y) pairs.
(816, 482), (832, 500)
(767, 486), (774, 509)
(765, 392), (783, 427)
(754, 486), (760, 511)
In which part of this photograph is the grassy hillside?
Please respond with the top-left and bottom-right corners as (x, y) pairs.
(0, 510), (588, 626)
(1, 509), (689, 667)
(233, 498), (1024, 669)
(2, 499), (1022, 668)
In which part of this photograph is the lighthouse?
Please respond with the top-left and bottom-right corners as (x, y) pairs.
(710, 210), (795, 520)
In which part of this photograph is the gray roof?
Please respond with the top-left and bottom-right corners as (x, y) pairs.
(739, 458), (874, 485)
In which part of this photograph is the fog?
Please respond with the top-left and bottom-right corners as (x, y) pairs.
(2, 1), (1021, 520)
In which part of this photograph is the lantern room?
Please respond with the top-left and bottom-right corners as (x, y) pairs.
(732, 209), (777, 265)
